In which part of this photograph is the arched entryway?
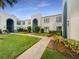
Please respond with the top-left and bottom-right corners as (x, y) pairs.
(32, 19), (38, 32)
(6, 19), (14, 32)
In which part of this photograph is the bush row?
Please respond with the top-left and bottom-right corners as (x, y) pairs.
(64, 39), (79, 53)
(17, 26), (44, 33)
(0, 26), (62, 34)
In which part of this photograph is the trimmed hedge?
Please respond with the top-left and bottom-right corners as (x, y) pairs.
(35, 26), (40, 33)
(17, 28), (27, 32)
(27, 26), (31, 33)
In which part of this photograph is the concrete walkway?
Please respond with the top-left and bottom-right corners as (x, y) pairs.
(13, 33), (45, 38)
(14, 33), (51, 59)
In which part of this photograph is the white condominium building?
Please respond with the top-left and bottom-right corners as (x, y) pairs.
(0, 13), (63, 33)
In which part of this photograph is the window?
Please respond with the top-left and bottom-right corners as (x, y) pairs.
(44, 18), (46, 23)
(44, 17), (49, 23)
(44, 27), (49, 32)
(22, 21), (25, 25)
(56, 26), (62, 31)
(56, 16), (62, 23)
(17, 21), (21, 25)
(28, 21), (31, 25)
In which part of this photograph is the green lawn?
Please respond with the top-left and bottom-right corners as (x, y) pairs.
(41, 48), (71, 59)
(16, 32), (27, 34)
(0, 34), (40, 59)
(33, 33), (49, 36)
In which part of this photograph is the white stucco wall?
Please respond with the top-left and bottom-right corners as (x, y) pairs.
(31, 14), (42, 27)
(0, 13), (17, 31)
(41, 15), (57, 31)
(31, 14), (63, 32)
(0, 13), (62, 33)
(67, 0), (79, 39)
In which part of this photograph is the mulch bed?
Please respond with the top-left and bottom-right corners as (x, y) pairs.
(48, 40), (79, 59)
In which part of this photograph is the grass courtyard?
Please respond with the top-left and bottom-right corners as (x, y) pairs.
(41, 48), (71, 59)
(0, 34), (40, 59)
(32, 33), (49, 36)
(0, 34), (78, 59)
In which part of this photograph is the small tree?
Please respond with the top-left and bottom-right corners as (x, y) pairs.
(0, 0), (17, 8)
(35, 26), (40, 33)
(27, 26), (31, 33)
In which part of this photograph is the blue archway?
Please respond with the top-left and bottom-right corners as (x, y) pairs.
(32, 19), (38, 32)
(6, 19), (14, 32)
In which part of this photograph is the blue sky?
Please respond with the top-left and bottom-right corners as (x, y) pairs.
(0, 0), (62, 20)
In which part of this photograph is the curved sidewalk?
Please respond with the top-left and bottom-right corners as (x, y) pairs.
(15, 33), (51, 59)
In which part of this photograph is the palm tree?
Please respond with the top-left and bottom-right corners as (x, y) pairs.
(0, 0), (17, 8)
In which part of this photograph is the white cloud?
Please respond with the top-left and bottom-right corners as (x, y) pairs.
(37, 2), (50, 7)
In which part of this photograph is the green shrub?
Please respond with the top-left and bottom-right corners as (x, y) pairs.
(27, 26), (31, 33)
(57, 31), (62, 36)
(35, 26), (40, 33)
(17, 28), (23, 32)
(17, 28), (27, 32)
(64, 39), (79, 53)
(40, 28), (44, 33)
(53, 35), (64, 44)
(3, 29), (9, 33)
(49, 31), (57, 35)
(49, 31), (62, 36)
